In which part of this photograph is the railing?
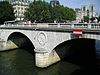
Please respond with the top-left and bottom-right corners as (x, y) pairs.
(0, 23), (100, 30)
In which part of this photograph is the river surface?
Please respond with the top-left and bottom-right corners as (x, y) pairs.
(0, 39), (100, 75)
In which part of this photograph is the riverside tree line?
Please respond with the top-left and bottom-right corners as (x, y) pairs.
(0, 1), (100, 24)
(24, 0), (76, 23)
(0, 1), (76, 24)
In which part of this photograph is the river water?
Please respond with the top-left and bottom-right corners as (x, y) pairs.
(0, 39), (100, 75)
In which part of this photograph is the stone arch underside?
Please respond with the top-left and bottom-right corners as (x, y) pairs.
(53, 38), (96, 66)
(7, 32), (35, 51)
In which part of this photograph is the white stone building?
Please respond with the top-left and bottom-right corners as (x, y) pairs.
(89, 4), (96, 18)
(4, 0), (30, 21)
(75, 5), (96, 22)
(75, 8), (82, 22)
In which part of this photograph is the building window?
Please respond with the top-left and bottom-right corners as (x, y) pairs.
(18, 7), (20, 10)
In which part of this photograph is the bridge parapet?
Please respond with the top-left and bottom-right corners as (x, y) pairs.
(73, 23), (100, 29)
(1, 23), (100, 30)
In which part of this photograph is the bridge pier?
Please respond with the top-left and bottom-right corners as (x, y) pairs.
(6, 40), (18, 50)
(35, 49), (60, 68)
(0, 40), (18, 51)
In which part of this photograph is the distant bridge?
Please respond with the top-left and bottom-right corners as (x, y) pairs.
(0, 23), (100, 68)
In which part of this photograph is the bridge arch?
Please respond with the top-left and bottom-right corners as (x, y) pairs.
(7, 32), (35, 51)
(53, 38), (96, 65)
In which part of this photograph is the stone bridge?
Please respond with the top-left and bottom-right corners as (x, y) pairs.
(0, 23), (100, 68)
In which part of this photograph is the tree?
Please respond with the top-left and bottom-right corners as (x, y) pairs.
(97, 15), (100, 22)
(50, 5), (65, 22)
(24, 1), (51, 23)
(83, 16), (89, 23)
(90, 17), (95, 23)
(65, 8), (76, 21)
(0, 1), (15, 24)
(24, 1), (76, 23)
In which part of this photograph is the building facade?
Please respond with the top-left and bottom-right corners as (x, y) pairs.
(75, 5), (96, 22)
(4, 0), (30, 21)
(50, 0), (60, 7)
(75, 8), (82, 22)
(89, 5), (96, 18)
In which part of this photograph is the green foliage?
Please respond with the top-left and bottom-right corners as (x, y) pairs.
(50, 5), (65, 22)
(0, 1), (15, 24)
(97, 15), (100, 22)
(25, 1), (51, 23)
(65, 7), (76, 21)
(90, 17), (95, 22)
(24, 1), (76, 23)
(83, 16), (89, 23)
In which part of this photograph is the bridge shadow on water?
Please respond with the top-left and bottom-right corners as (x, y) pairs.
(55, 38), (98, 75)
(17, 38), (99, 75)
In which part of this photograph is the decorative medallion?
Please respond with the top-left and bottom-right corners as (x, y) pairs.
(37, 32), (47, 45)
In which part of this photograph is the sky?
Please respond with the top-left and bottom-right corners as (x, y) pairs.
(46, 0), (100, 15)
